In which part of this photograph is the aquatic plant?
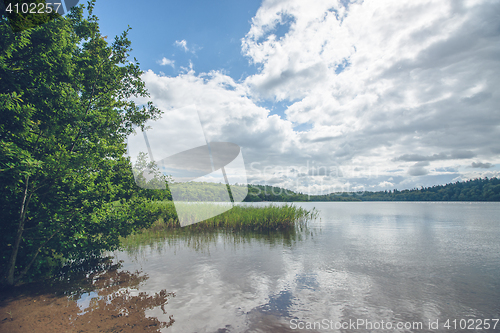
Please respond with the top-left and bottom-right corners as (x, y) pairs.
(119, 202), (318, 249)
(138, 201), (317, 231)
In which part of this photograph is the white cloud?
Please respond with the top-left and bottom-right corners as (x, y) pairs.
(136, 69), (300, 168)
(141, 0), (500, 193)
(241, 0), (500, 190)
(157, 57), (175, 68)
(175, 39), (189, 52)
(174, 39), (201, 54)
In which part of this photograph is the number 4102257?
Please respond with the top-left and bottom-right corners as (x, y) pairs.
(5, 2), (62, 14)
(444, 319), (499, 330)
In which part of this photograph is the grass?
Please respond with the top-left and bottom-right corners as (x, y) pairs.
(142, 201), (317, 230)
(120, 201), (318, 249)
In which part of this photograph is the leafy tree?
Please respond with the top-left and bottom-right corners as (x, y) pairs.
(131, 151), (172, 201)
(0, 1), (161, 285)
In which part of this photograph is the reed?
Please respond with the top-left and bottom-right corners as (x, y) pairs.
(142, 201), (317, 230)
(120, 202), (318, 250)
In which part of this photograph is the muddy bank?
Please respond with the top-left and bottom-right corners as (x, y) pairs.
(0, 259), (174, 333)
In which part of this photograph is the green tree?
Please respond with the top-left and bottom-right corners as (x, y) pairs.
(0, 1), (161, 285)
(131, 151), (173, 201)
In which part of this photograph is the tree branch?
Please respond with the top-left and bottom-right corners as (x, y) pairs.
(14, 226), (62, 284)
(69, 57), (105, 154)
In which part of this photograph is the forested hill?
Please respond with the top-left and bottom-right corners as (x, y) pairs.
(152, 177), (500, 202)
(243, 177), (500, 202)
(243, 184), (360, 202)
(358, 177), (500, 201)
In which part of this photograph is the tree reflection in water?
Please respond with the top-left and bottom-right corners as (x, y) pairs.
(0, 258), (175, 333)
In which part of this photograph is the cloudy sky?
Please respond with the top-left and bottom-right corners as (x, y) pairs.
(95, 0), (500, 194)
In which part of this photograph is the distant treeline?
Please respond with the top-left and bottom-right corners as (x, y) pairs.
(244, 177), (500, 202)
(358, 177), (500, 201)
(147, 177), (500, 202)
(243, 184), (360, 202)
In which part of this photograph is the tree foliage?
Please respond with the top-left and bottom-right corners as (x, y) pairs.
(244, 178), (500, 202)
(358, 177), (500, 201)
(0, 1), (161, 285)
(131, 151), (172, 201)
(243, 184), (360, 202)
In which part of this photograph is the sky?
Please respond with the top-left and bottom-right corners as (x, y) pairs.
(92, 0), (500, 194)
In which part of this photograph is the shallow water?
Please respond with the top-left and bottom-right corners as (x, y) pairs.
(112, 202), (500, 332)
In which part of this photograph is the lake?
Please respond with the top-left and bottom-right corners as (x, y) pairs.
(95, 202), (500, 332)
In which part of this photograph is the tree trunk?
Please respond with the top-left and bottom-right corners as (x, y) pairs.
(3, 176), (31, 286)
(14, 227), (61, 284)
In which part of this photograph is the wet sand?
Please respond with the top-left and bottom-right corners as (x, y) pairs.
(0, 259), (174, 333)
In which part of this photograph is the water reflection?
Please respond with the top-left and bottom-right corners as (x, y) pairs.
(113, 202), (500, 333)
(121, 225), (317, 259)
(0, 258), (175, 333)
(4, 203), (498, 333)
(115, 223), (318, 332)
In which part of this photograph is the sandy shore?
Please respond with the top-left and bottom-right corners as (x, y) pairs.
(0, 261), (174, 332)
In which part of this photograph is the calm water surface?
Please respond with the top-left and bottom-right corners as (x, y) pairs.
(112, 202), (500, 332)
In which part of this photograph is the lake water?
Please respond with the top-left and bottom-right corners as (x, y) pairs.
(112, 202), (500, 332)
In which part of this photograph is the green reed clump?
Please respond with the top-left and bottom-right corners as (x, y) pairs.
(120, 202), (318, 250)
(194, 204), (317, 231)
(131, 201), (317, 232)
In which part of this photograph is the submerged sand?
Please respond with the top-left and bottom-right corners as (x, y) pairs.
(0, 260), (174, 333)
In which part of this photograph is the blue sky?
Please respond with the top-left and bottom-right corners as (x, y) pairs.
(91, 0), (500, 194)
(94, 0), (262, 81)
(93, 0), (298, 121)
